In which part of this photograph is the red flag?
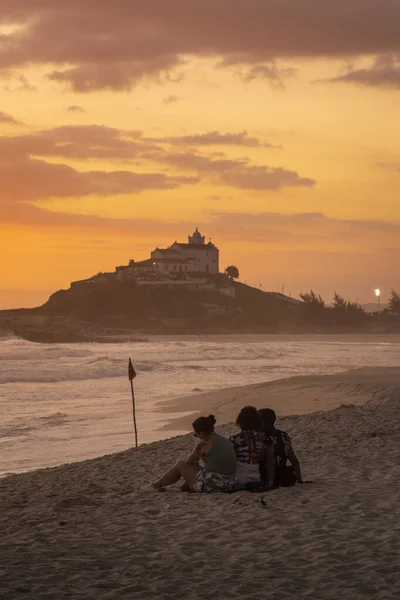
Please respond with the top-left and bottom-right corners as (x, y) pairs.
(128, 358), (136, 381)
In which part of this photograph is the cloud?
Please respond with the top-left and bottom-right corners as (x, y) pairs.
(377, 161), (400, 172)
(163, 95), (182, 104)
(0, 126), (200, 202)
(48, 57), (183, 92)
(1, 72), (36, 92)
(3, 205), (400, 256)
(224, 61), (297, 90)
(0, 124), (312, 192)
(0, 125), (162, 161)
(222, 165), (314, 190)
(166, 130), (278, 148)
(0, 111), (20, 125)
(204, 211), (400, 249)
(320, 54), (400, 88)
(15, 74), (36, 91)
(146, 150), (315, 191)
(68, 105), (85, 113)
(1, 2), (400, 90)
(207, 194), (234, 201)
(0, 157), (198, 201)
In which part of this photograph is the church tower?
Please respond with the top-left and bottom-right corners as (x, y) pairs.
(188, 227), (205, 245)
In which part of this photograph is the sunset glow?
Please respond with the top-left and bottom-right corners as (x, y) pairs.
(1, 1), (400, 308)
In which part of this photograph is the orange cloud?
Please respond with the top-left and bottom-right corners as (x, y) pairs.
(0, 125), (160, 161)
(0, 111), (20, 124)
(68, 105), (85, 113)
(0, 125), (313, 197)
(320, 54), (400, 88)
(1, 2), (400, 90)
(2, 207), (400, 251)
(145, 151), (315, 190)
(0, 158), (198, 202)
(163, 95), (183, 105)
(165, 130), (278, 148)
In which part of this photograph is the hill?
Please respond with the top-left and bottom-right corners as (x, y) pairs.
(1, 276), (389, 342)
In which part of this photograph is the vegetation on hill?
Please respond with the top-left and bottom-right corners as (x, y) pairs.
(32, 281), (400, 333)
(225, 265), (240, 279)
(2, 280), (400, 340)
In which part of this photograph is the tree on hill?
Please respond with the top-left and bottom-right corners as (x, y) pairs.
(332, 293), (347, 310)
(332, 293), (365, 314)
(299, 290), (325, 307)
(225, 265), (239, 279)
(388, 289), (400, 317)
(346, 301), (365, 313)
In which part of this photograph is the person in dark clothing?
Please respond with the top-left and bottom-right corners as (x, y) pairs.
(259, 408), (303, 486)
(229, 406), (275, 487)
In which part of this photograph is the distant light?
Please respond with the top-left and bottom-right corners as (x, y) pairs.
(374, 288), (381, 297)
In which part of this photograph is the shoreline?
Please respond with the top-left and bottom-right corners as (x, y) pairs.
(3, 366), (400, 481)
(1, 374), (399, 599)
(158, 365), (400, 432)
(3, 328), (400, 344)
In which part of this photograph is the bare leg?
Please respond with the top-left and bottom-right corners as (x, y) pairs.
(153, 461), (200, 490)
(153, 464), (181, 489)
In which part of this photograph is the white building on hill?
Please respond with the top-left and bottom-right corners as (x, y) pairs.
(151, 228), (219, 274)
(71, 229), (235, 296)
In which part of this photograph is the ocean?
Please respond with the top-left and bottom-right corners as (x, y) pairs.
(1, 335), (399, 477)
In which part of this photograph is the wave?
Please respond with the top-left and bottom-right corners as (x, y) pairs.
(0, 424), (36, 438)
(2, 337), (398, 386)
(38, 412), (69, 425)
(0, 341), (93, 361)
(0, 358), (175, 384)
(0, 412), (70, 440)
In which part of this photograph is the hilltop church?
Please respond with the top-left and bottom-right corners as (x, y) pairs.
(150, 228), (219, 274)
(111, 228), (220, 281)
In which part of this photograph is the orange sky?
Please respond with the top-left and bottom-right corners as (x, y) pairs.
(1, 3), (400, 309)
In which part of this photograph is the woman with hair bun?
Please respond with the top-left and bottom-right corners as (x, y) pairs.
(152, 415), (237, 493)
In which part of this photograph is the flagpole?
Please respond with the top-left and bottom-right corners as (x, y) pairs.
(130, 378), (138, 448)
(128, 358), (138, 448)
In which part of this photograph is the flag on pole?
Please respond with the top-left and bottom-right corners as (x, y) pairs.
(128, 358), (138, 447)
(128, 358), (136, 381)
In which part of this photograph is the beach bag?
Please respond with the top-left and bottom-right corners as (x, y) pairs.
(275, 463), (296, 487)
(274, 430), (296, 488)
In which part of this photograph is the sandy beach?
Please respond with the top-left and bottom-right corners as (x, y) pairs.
(160, 366), (400, 431)
(1, 367), (400, 599)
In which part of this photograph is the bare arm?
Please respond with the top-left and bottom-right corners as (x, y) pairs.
(186, 440), (211, 465)
(186, 443), (203, 465)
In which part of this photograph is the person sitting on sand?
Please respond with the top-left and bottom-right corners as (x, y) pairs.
(152, 415), (237, 493)
(259, 408), (303, 486)
(229, 406), (276, 488)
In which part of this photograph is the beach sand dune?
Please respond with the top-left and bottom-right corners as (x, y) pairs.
(1, 368), (399, 599)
